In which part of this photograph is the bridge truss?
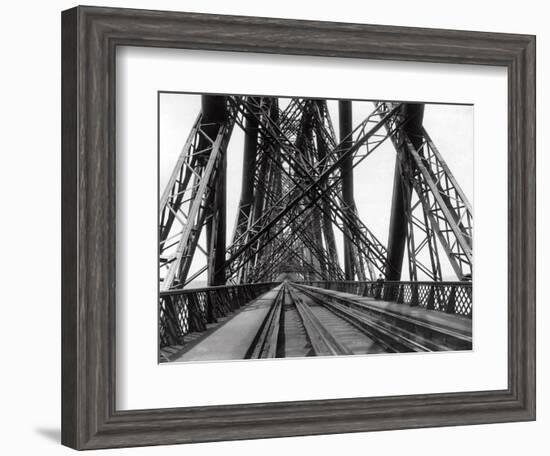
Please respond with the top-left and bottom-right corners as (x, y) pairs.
(159, 95), (473, 290)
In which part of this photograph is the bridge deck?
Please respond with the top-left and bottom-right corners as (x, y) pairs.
(302, 286), (472, 336)
(171, 285), (284, 362)
(162, 282), (472, 363)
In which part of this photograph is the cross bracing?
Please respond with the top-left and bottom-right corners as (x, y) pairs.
(159, 95), (473, 290)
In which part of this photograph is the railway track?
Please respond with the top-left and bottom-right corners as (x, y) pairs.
(247, 281), (472, 359)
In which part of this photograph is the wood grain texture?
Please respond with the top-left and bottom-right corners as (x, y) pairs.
(61, 7), (78, 449)
(61, 5), (536, 450)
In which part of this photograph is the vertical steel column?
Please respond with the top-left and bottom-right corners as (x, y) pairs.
(234, 97), (260, 282)
(202, 95), (228, 286)
(338, 100), (355, 280)
(239, 96), (260, 224)
(385, 103), (424, 280)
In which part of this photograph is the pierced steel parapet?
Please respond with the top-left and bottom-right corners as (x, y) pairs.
(159, 282), (279, 348)
(300, 280), (472, 318)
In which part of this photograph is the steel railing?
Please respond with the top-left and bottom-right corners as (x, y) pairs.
(159, 282), (279, 347)
(299, 280), (472, 317)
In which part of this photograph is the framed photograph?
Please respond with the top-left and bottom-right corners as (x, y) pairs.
(61, 5), (536, 450)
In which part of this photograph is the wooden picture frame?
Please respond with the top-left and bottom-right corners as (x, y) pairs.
(61, 5), (536, 450)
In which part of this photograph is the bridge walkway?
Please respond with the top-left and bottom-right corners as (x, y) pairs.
(168, 284), (284, 362)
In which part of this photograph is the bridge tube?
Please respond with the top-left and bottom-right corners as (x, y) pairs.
(339, 100), (355, 280)
(234, 97), (260, 282)
(239, 96), (260, 223)
(202, 95), (228, 287)
(385, 103), (424, 280)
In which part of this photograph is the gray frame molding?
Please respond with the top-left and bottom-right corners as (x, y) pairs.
(61, 5), (536, 450)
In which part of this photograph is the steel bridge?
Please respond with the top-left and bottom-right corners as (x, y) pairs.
(158, 95), (473, 362)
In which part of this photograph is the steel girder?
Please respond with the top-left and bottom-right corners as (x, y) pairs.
(159, 99), (237, 290)
(404, 130), (472, 279)
(339, 100), (357, 280)
(216, 98), (401, 285)
(379, 102), (473, 281)
(163, 96), (472, 289)
(231, 99), (398, 267)
(229, 99), (345, 283)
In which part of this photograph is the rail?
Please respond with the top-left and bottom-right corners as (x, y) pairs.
(159, 282), (279, 348)
(298, 280), (472, 317)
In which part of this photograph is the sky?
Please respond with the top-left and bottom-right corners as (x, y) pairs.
(159, 93), (473, 283)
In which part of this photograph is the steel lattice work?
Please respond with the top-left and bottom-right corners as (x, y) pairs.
(159, 95), (473, 290)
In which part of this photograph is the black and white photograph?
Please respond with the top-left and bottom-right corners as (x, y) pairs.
(158, 93), (473, 363)
(49, 1), (541, 451)
(1, 0), (542, 451)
